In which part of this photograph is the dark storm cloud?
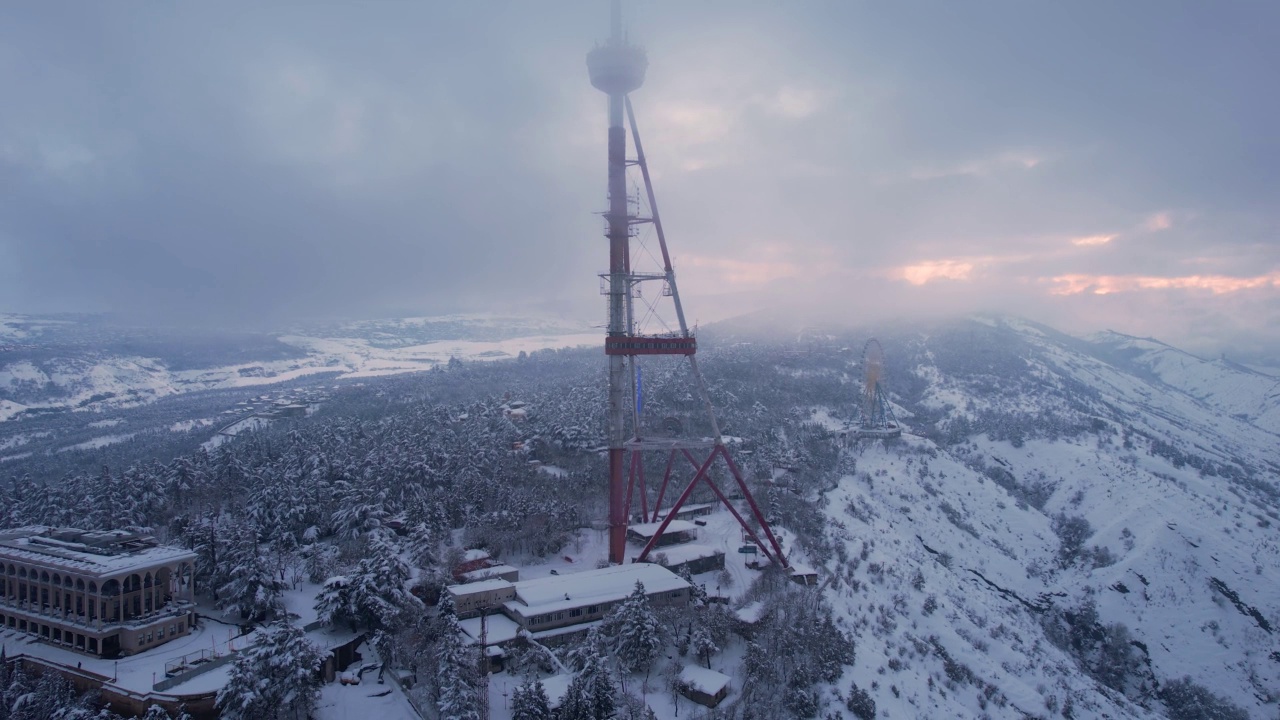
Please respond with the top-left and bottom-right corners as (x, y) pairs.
(1, 2), (1276, 353)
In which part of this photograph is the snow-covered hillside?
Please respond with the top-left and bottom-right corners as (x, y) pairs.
(1085, 329), (1280, 436)
(801, 316), (1280, 718)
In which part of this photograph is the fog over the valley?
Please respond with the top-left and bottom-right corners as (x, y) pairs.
(1, 2), (1276, 358)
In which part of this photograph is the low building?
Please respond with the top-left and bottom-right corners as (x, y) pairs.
(502, 564), (690, 634)
(626, 520), (698, 547)
(655, 503), (714, 522)
(447, 579), (516, 619)
(0, 527), (197, 657)
(460, 564), (519, 583)
(789, 564), (818, 586)
(646, 544), (725, 576)
(732, 600), (768, 638)
(678, 666), (731, 707)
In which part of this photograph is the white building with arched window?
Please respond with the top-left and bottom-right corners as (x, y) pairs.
(0, 527), (196, 657)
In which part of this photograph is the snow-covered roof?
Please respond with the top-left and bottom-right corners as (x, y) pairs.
(656, 502), (713, 519)
(679, 666), (731, 695)
(626, 519), (697, 538)
(463, 549), (491, 562)
(649, 544), (722, 565)
(458, 614), (521, 646)
(461, 564), (518, 582)
(508, 563), (689, 616)
(0, 527), (196, 576)
(734, 601), (767, 624)
(447, 578), (514, 596)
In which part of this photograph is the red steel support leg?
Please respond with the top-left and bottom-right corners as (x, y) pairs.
(608, 448), (627, 565)
(623, 449), (639, 523)
(636, 448), (718, 562)
(721, 448), (787, 565)
(651, 449), (677, 523)
(637, 452), (649, 522)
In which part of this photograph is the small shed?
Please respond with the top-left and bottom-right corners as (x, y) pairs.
(647, 544), (725, 575)
(626, 520), (698, 547)
(656, 502), (714, 522)
(462, 564), (520, 583)
(789, 564), (818, 586)
(732, 600), (768, 638)
(678, 666), (731, 708)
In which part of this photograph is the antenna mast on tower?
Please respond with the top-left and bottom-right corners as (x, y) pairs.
(587, 1), (786, 567)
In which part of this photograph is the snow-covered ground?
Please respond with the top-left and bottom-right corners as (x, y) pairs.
(315, 673), (420, 720)
(0, 314), (599, 422)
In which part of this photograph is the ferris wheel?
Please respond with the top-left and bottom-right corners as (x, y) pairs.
(855, 339), (901, 439)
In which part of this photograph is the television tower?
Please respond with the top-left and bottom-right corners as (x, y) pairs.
(587, 1), (786, 568)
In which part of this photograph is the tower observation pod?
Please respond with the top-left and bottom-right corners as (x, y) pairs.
(587, 1), (786, 570)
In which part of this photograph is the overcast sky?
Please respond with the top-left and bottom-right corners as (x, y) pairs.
(1, 2), (1276, 357)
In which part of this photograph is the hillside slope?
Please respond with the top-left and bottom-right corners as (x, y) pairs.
(800, 316), (1278, 718)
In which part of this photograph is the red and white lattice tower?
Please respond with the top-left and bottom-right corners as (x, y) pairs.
(587, 0), (786, 568)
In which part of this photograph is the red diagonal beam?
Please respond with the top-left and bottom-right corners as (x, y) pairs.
(721, 448), (787, 565)
(683, 449), (778, 565)
(650, 449), (677, 523)
(636, 447), (718, 563)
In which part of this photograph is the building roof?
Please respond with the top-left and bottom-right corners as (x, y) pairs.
(0, 527), (196, 577)
(649, 544), (723, 565)
(789, 563), (818, 577)
(656, 502), (714, 519)
(507, 563), (689, 617)
(626, 520), (697, 538)
(461, 564), (519, 582)
(459, 614), (522, 646)
(447, 578), (514, 596)
(679, 666), (731, 695)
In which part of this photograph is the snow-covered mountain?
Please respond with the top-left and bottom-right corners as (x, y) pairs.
(789, 315), (1279, 718)
(1085, 329), (1280, 435)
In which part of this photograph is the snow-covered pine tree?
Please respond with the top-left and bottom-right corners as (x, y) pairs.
(690, 623), (718, 668)
(607, 581), (661, 676)
(510, 677), (552, 720)
(216, 622), (327, 720)
(186, 511), (231, 601)
(331, 481), (390, 541)
(406, 521), (437, 569)
(301, 540), (338, 584)
(216, 527), (286, 621)
(314, 574), (355, 630)
(677, 565), (707, 604)
(142, 705), (173, 720)
(327, 532), (420, 633)
(435, 593), (482, 720)
(559, 644), (615, 720)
